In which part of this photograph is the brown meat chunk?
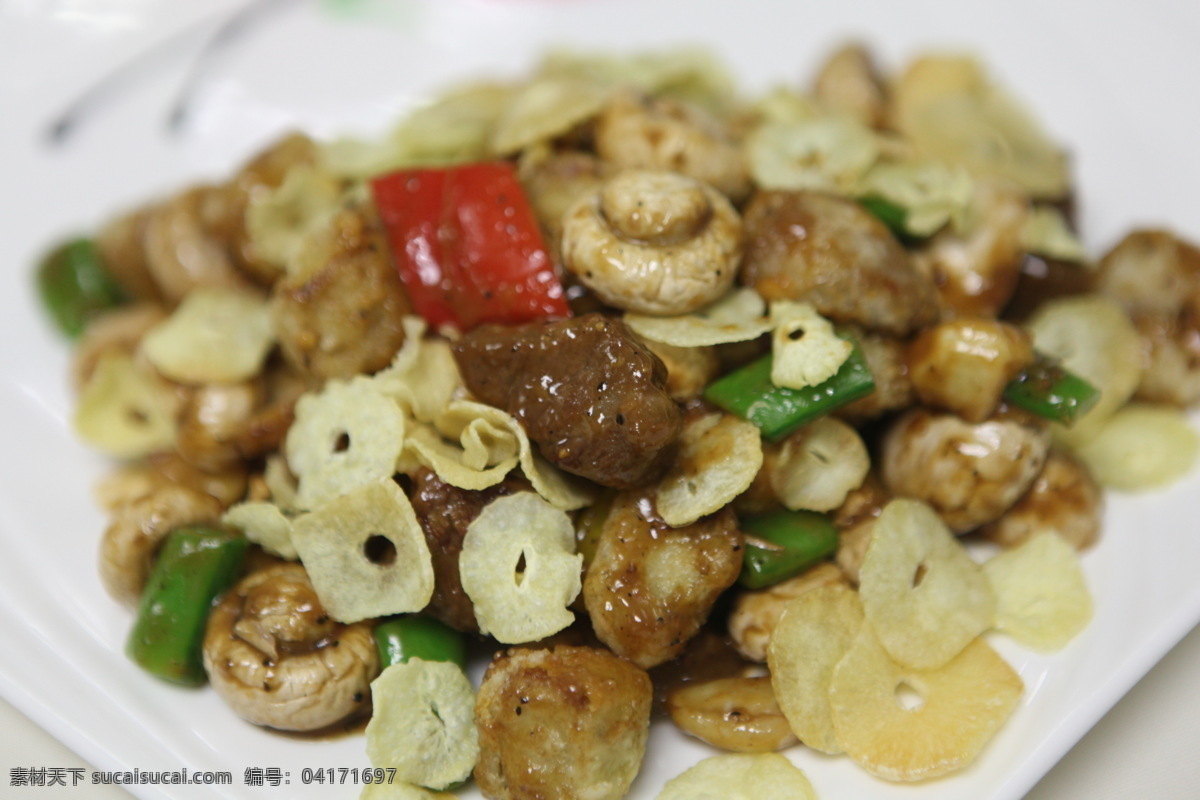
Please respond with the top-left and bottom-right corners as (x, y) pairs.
(452, 314), (682, 488)
(740, 190), (938, 336)
(408, 469), (528, 633)
(474, 645), (652, 800)
(271, 205), (410, 381)
(583, 493), (743, 668)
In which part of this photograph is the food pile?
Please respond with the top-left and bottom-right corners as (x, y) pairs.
(37, 42), (1200, 798)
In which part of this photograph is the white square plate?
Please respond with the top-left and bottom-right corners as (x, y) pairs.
(1, 1), (1198, 798)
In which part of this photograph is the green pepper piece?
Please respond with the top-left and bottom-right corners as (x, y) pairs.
(703, 342), (876, 442)
(35, 238), (125, 338)
(374, 616), (466, 670)
(126, 525), (248, 686)
(1003, 353), (1100, 426)
(858, 196), (910, 236)
(738, 510), (840, 590)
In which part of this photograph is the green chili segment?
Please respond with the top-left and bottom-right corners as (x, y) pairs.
(858, 196), (910, 238)
(1003, 354), (1100, 426)
(126, 526), (249, 686)
(374, 616), (466, 670)
(36, 238), (125, 338)
(704, 343), (875, 442)
(738, 510), (840, 590)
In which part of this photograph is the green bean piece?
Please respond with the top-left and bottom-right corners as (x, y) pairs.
(703, 342), (875, 442)
(374, 616), (466, 670)
(36, 238), (125, 338)
(1003, 353), (1100, 426)
(738, 510), (840, 590)
(126, 526), (249, 686)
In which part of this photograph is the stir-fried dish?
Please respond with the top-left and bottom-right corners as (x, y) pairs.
(36, 43), (1200, 798)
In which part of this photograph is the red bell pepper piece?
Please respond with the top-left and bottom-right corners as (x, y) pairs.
(371, 161), (570, 331)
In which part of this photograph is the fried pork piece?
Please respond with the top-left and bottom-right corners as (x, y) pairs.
(739, 190), (938, 336)
(583, 492), (742, 669)
(452, 314), (683, 488)
(270, 204), (410, 381)
(474, 645), (652, 800)
(408, 468), (529, 633)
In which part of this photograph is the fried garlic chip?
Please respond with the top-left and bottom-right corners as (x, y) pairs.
(459, 492), (582, 643)
(141, 288), (274, 384)
(404, 425), (518, 492)
(746, 117), (881, 194)
(829, 629), (1022, 782)
(656, 413), (763, 527)
(244, 164), (343, 271)
(1020, 205), (1087, 263)
(859, 499), (996, 670)
(656, 753), (818, 800)
(264, 454), (301, 512)
(771, 417), (869, 512)
(767, 583), (864, 754)
(490, 77), (611, 155)
(291, 480), (433, 623)
(373, 317), (463, 425)
(984, 532), (1093, 650)
(360, 781), (453, 800)
(1072, 404), (1200, 491)
(286, 377), (407, 509)
(623, 288), (774, 347)
(770, 301), (852, 389)
(222, 501), (296, 560)
(73, 351), (179, 459)
(855, 160), (974, 237)
(365, 660), (479, 791)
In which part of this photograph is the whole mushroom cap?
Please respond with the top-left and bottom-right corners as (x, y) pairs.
(561, 169), (742, 316)
(202, 562), (378, 731)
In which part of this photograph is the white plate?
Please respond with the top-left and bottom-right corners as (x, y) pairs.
(1, 1), (1198, 799)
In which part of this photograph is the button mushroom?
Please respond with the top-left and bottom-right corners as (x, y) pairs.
(98, 484), (224, 606)
(879, 408), (1049, 533)
(202, 562), (378, 731)
(561, 169), (741, 316)
(594, 92), (750, 201)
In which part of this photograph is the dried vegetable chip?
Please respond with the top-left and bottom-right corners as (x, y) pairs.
(403, 424), (518, 492)
(372, 317), (463, 425)
(829, 629), (1022, 781)
(286, 377), (407, 509)
(244, 164), (344, 271)
(855, 160), (974, 237)
(1072, 404), (1200, 491)
(623, 288), (774, 348)
(322, 83), (515, 178)
(771, 417), (869, 512)
(73, 351), (179, 459)
(656, 753), (818, 800)
(1020, 205), (1088, 263)
(767, 583), (864, 754)
(770, 302), (853, 389)
(459, 492), (582, 643)
(365, 659), (479, 790)
(1025, 295), (1142, 445)
(141, 288), (274, 384)
(263, 454), (301, 512)
(490, 77), (612, 155)
(858, 499), (995, 670)
(984, 533), (1092, 650)
(360, 781), (453, 800)
(291, 479), (433, 623)
(891, 55), (1069, 197)
(656, 413), (763, 527)
(222, 501), (296, 560)
(746, 117), (881, 193)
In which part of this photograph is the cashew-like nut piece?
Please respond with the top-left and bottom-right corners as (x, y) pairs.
(561, 169), (741, 315)
(203, 563), (378, 731)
